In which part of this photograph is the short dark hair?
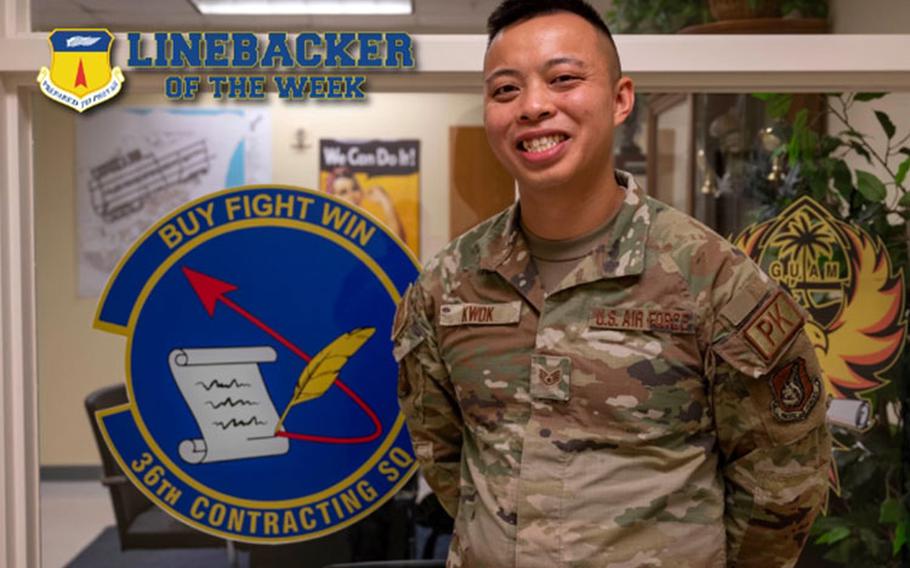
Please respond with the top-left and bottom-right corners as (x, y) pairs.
(486, 0), (622, 78)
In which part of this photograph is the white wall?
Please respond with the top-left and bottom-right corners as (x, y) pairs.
(829, 95), (910, 209)
(34, 90), (483, 466)
(267, 93), (484, 258)
(830, 0), (910, 205)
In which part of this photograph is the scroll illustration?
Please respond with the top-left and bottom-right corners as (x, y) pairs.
(168, 346), (289, 464)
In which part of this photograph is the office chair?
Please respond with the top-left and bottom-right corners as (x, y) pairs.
(84, 384), (227, 550)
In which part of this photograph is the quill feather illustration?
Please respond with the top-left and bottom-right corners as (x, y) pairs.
(275, 327), (375, 432)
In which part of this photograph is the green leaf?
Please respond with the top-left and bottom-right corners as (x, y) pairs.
(810, 173), (828, 201)
(896, 157), (910, 186)
(849, 141), (873, 164)
(894, 521), (908, 556)
(898, 191), (910, 207)
(788, 109), (810, 165)
(880, 498), (905, 524)
(823, 538), (855, 563)
(816, 525), (851, 545)
(820, 135), (843, 156)
(875, 110), (897, 139)
(857, 203), (884, 225)
(793, 108), (808, 131)
(856, 170), (887, 202)
(855, 92), (887, 102)
(832, 160), (853, 197)
(859, 528), (887, 559)
(754, 93), (792, 118)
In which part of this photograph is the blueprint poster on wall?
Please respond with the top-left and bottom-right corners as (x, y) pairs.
(76, 107), (271, 297)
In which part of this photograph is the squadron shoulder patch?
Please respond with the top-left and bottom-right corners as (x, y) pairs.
(768, 358), (821, 422)
(742, 291), (803, 363)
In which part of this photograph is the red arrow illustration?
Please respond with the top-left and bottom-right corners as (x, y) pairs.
(181, 266), (382, 445)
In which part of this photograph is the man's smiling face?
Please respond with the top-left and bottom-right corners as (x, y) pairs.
(483, 11), (630, 194)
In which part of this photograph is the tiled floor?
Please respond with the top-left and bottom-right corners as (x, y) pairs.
(40, 481), (114, 568)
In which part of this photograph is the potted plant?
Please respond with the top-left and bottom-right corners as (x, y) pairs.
(606, 0), (828, 33)
(709, 0), (781, 20)
(605, 0), (711, 33)
(709, 0), (829, 21)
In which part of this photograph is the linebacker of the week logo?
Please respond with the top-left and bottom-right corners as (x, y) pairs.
(94, 186), (419, 543)
(37, 29), (124, 112)
(735, 196), (907, 493)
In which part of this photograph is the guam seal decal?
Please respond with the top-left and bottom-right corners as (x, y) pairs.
(94, 186), (419, 543)
(734, 196), (906, 493)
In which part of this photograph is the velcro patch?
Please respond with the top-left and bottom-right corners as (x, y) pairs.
(718, 278), (768, 326)
(439, 301), (521, 326)
(768, 358), (821, 422)
(742, 291), (803, 363)
(529, 354), (571, 401)
(590, 308), (695, 334)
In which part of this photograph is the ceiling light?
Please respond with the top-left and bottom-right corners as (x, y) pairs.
(192, 0), (413, 15)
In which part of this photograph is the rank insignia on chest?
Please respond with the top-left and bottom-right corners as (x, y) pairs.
(538, 367), (561, 385)
(768, 358), (821, 422)
(529, 354), (571, 401)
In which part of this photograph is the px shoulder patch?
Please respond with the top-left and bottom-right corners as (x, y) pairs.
(742, 291), (804, 363)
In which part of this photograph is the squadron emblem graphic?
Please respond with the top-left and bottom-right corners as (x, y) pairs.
(735, 196), (906, 492)
(94, 186), (419, 543)
(37, 28), (124, 112)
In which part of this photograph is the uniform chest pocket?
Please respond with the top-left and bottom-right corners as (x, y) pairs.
(437, 301), (532, 425)
(577, 310), (707, 443)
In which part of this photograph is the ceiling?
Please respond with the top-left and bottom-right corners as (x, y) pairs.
(32, 0), (614, 33)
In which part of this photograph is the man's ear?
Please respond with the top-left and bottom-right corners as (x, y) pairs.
(613, 77), (635, 126)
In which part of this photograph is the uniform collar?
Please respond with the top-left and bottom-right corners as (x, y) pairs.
(478, 170), (651, 286)
(473, 171), (650, 310)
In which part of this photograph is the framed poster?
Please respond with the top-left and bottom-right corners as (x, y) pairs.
(319, 139), (420, 255)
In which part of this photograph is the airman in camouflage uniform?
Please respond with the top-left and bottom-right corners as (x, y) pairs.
(393, 1), (831, 566)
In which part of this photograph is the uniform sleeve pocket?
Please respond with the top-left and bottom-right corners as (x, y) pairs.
(716, 332), (827, 446)
(713, 328), (775, 379)
(712, 289), (825, 446)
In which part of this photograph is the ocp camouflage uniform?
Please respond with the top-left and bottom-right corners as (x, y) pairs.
(393, 173), (831, 568)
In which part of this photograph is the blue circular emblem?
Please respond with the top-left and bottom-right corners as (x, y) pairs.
(94, 186), (419, 543)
